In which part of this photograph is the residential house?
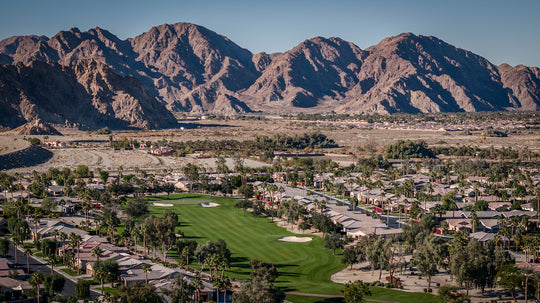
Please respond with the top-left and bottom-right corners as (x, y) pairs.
(46, 186), (64, 196)
(479, 219), (501, 233)
(153, 271), (219, 302)
(87, 253), (146, 276)
(469, 232), (496, 245)
(0, 259), (25, 278)
(121, 264), (183, 285)
(0, 277), (33, 300)
(446, 218), (472, 232)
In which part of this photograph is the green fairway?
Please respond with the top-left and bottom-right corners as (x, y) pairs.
(285, 287), (437, 303)
(148, 193), (437, 302)
(149, 193), (344, 295)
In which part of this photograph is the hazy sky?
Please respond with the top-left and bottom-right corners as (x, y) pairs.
(1, 0), (538, 67)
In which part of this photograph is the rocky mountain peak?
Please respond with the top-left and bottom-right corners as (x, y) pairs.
(0, 23), (538, 127)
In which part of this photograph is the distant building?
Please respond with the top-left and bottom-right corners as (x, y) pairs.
(150, 147), (175, 156)
(45, 140), (66, 148)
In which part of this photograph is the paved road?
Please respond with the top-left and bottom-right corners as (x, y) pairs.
(7, 242), (99, 299)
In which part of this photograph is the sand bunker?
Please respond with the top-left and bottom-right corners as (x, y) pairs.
(200, 202), (219, 208)
(278, 236), (312, 242)
(151, 203), (174, 207)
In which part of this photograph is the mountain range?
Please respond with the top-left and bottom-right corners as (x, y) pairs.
(0, 22), (538, 131)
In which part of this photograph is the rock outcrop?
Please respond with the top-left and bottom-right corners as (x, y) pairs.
(0, 60), (177, 130)
(16, 118), (62, 135)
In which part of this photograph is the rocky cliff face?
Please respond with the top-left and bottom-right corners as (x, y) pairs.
(15, 118), (62, 135)
(130, 23), (259, 113)
(498, 63), (540, 111)
(243, 37), (367, 111)
(242, 33), (537, 114)
(335, 33), (516, 114)
(0, 23), (538, 127)
(0, 60), (176, 130)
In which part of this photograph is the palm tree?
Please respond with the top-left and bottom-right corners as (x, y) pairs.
(218, 276), (232, 303)
(425, 182), (434, 209)
(278, 186), (285, 202)
(12, 236), (22, 265)
(470, 210), (479, 233)
(46, 255), (56, 275)
(522, 266), (535, 303)
(213, 276), (223, 303)
(141, 221), (150, 257)
(24, 247), (32, 275)
(142, 264), (152, 284)
(267, 184), (278, 204)
(131, 227), (140, 254)
(316, 199), (326, 214)
(217, 256), (229, 279)
(347, 178), (355, 197)
(92, 246), (103, 262)
(69, 233), (82, 273)
(32, 216), (40, 241)
(192, 274), (203, 302)
(51, 229), (59, 242)
(59, 232), (67, 264)
(82, 200), (92, 228)
(397, 204), (404, 228)
(204, 254), (219, 279)
(29, 271), (43, 303)
(94, 263), (107, 295)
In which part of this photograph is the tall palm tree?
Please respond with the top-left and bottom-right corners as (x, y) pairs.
(29, 272), (43, 303)
(397, 204), (404, 228)
(213, 276), (223, 303)
(59, 232), (67, 264)
(141, 222), (149, 257)
(12, 236), (22, 265)
(192, 274), (203, 302)
(51, 229), (59, 242)
(32, 216), (40, 241)
(425, 182), (434, 209)
(46, 255), (56, 275)
(217, 276), (232, 303)
(82, 199), (92, 228)
(316, 199), (326, 214)
(69, 233), (82, 273)
(132, 227), (140, 254)
(94, 264), (107, 295)
(92, 246), (103, 262)
(142, 264), (152, 284)
(24, 247), (32, 275)
(522, 266), (535, 303)
(278, 186), (285, 202)
(470, 210), (479, 233)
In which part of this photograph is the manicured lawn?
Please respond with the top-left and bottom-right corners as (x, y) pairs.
(285, 287), (437, 303)
(22, 243), (35, 249)
(148, 193), (345, 295)
(61, 268), (79, 276)
(103, 287), (120, 295)
(148, 193), (437, 303)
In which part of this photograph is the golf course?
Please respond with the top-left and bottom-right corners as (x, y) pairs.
(147, 193), (436, 303)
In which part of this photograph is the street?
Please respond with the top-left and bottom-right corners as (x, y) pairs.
(6, 242), (99, 299)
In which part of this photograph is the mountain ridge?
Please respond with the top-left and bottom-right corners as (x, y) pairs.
(0, 22), (538, 130)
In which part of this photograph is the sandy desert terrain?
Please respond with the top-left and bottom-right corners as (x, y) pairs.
(1, 118), (538, 174)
